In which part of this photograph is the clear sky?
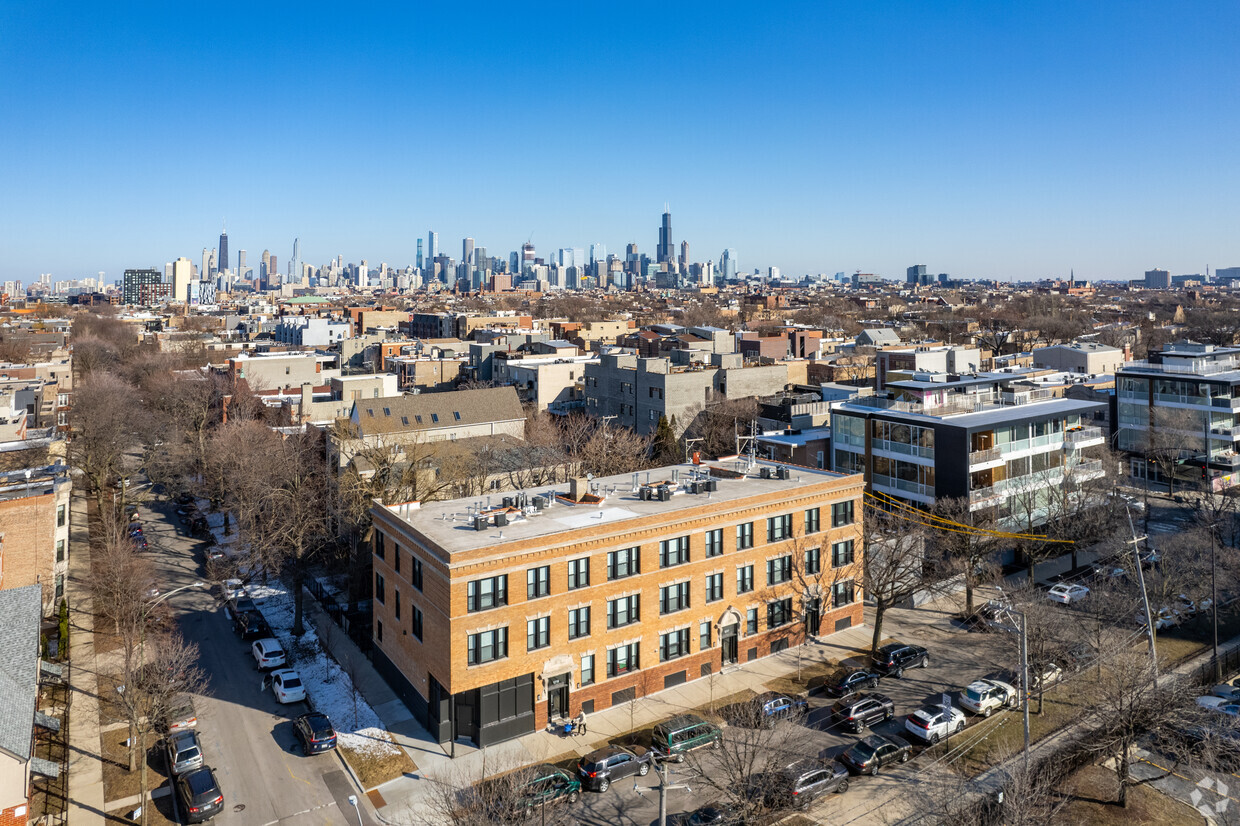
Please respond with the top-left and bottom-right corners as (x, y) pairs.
(1, 1), (1237, 284)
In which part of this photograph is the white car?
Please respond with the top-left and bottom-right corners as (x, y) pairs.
(269, 669), (306, 704)
(222, 579), (246, 601)
(1046, 583), (1090, 604)
(1197, 696), (1240, 716)
(959, 679), (1018, 718)
(1137, 607), (1182, 630)
(1031, 663), (1063, 691)
(251, 638), (286, 670)
(905, 705), (967, 744)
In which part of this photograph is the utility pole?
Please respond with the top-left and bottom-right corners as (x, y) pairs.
(636, 759), (689, 826)
(1125, 507), (1160, 687)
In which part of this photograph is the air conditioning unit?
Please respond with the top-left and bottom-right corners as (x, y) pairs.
(473, 516), (489, 531)
(532, 495), (547, 510)
(502, 496), (515, 508)
(760, 467), (773, 479)
(658, 487), (672, 502)
(703, 479), (718, 492)
(495, 512), (509, 527)
(777, 467), (792, 480)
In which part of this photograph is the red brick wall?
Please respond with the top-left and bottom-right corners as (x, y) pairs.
(0, 802), (29, 826)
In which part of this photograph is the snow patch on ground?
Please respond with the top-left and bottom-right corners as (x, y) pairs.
(247, 582), (400, 757)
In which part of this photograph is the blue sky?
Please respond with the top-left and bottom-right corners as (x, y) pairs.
(1, 1), (1237, 283)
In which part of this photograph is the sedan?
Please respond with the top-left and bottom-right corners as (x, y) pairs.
(1211, 684), (1240, 702)
(670, 803), (746, 826)
(1046, 583), (1090, 604)
(577, 744), (651, 792)
(823, 667), (882, 697)
(293, 712), (337, 754)
(839, 733), (912, 776)
(831, 693), (895, 733)
(1032, 663), (1064, 691)
(269, 669), (307, 703)
(1198, 696), (1240, 716)
(176, 766), (224, 823)
(164, 730), (204, 776)
(234, 610), (273, 641)
(1137, 607), (1182, 631)
(904, 705), (967, 744)
(751, 691), (808, 726)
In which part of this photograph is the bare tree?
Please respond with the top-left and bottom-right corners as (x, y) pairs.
(927, 496), (1000, 616)
(419, 758), (580, 826)
(863, 506), (930, 654)
(69, 371), (147, 514)
(1146, 406), (1207, 495)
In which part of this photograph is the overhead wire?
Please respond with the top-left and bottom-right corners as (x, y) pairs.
(863, 490), (1075, 545)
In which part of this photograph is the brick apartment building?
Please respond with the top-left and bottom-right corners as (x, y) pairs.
(0, 464), (71, 614)
(369, 459), (864, 747)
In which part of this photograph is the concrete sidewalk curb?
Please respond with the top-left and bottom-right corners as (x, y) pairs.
(66, 487), (107, 825)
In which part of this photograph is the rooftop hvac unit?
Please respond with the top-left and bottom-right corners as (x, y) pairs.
(760, 467), (773, 479)
(532, 495), (547, 510)
(495, 512), (509, 527)
(641, 487), (654, 501)
(502, 496), (515, 509)
(703, 479), (718, 492)
(658, 487), (672, 502)
(689, 481), (701, 494)
(473, 516), (489, 531)
(777, 466), (792, 480)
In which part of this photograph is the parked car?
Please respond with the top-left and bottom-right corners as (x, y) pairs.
(823, 667), (883, 697)
(670, 803), (747, 826)
(164, 729), (204, 776)
(905, 705), (967, 744)
(1197, 696), (1240, 716)
(176, 765), (224, 823)
(1031, 663), (1064, 691)
(959, 678), (1018, 718)
(1137, 607), (1182, 631)
(234, 610), (272, 641)
(221, 579), (246, 601)
(1211, 684), (1240, 702)
(830, 692), (895, 732)
(750, 691), (808, 726)
(229, 595), (258, 617)
(1178, 594), (1213, 616)
(493, 764), (581, 820)
(1090, 564), (1127, 583)
(750, 758), (850, 809)
(962, 600), (1016, 633)
(872, 643), (929, 677)
(576, 744), (651, 792)
(651, 714), (721, 762)
(157, 695), (197, 733)
(1046, 583), (1090, 604)
(252, 638), (286, 670)
(839, 733), (912, 775)
(269, 669), (307, 703)
(293, 711), (337, 754)
(205, 547), (226, 563)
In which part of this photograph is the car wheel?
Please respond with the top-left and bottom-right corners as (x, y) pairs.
(956, 720), (965, 733)
(899, 750), (909, 763)
(567, 791), (580, 804)
(921, 656), (929, 668)
(885, 710), (893, 721)
(837, 778), (849, 794)
(870, 764), (880, 777)
(983, 707), (992, 718)
(598, 779), (609, 793)
(870, 678), (879, 690)
(894, 667), (904, 679)
(638, 762), (650, 776)
(929, 732), (941, 745)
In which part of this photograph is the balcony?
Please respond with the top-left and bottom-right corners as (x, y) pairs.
(1212, 396), (1240, 410)
(969, 446), (1004, 467)
(1065, 426), (1104, 447)
(1069, 459), (1104, 479)
(1208, 426), (1240, 440)
(969, 485), (1005, 510)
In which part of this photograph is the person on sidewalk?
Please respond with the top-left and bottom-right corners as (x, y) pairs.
(575, 710), (587, 737)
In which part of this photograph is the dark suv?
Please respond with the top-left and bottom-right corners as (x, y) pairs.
(577, 745), (652, 792)
(652, 714), (722, 762)
(233, 610), (272, 641)
(752, 758), (850, 810)
(293, 712), (337, 754)
(823, 667), (883, 697)
(176, 765), (224, 823)
(839, 733), (912, 775)
(830, 692), (895, 732)
(872, 643), (929, 677)
(510, 764), (581, 819)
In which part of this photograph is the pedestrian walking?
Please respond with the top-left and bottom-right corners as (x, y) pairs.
(575, 710), (587, 736)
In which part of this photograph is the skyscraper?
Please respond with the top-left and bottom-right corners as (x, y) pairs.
(291, 238), (300, 282)
(260, 250), (271, 287)
(237, 249), (247, 278)
(679, 240), (689, 270)
(720, 249), (737, 283)
(201, 248), (211, 279)
(589, 243), (606, 266)
(522, 241), (536, 272)
(416, 239), (424, 270)
(269, 255), (277, 284)
(463, 237), (475, 269)
(218, 227), (229, 277)
(428, 231), (439, 263)
(657, 209), (672, 263)
(171, 258), (193, 302)
(906, 264), (928, 285)
(122, 268), (163, 305)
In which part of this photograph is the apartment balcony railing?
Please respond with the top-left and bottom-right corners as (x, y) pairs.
(872, 439), (936, 460)
(873, 476), (933, 498)
(969, 485), (1005, 508)
(969, 447), (1004, 466)
(1065, 426), (1104, 446)
(1124, 359), (1240, 376)
(1069, 459), (1104, 477)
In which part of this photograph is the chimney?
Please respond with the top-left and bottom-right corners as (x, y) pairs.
(569, 477), (589, 502)
(300, 383), (313, 411)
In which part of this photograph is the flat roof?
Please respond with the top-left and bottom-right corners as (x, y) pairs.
(836, 397), (1106, 429)
(378, 459), (858, 556)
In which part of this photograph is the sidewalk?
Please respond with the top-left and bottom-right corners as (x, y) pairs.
(65, 485), (107, 825)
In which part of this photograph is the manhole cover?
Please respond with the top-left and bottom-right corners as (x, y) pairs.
(233, 804), (246, 812)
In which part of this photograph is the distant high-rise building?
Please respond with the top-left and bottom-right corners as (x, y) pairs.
(720, 249), (737, 283)
(122, 268), (163, 305)
(218, 227), (229, 277)
(590, 244), (606, 266)
(1145, 268), (1171, 289)
(428, 231), (439, 263)
(657, 209), (672, 263)
(463, 237), (475, 269)
(679, 240), (689, 270)
(416, 239), (424, 270)
(906, 264), (928, 284)
(238, 249), (247, 279)
(291, 238), (300, 282)
(261, 250), (271, 286)
(269, 255), (277, 284)
(201, 248), (211, 279)
(522, 241), (536, 272)
(171, 258), (193, 302)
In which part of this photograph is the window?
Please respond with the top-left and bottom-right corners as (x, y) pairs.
(832, 500), (855, 527)
(411, 604), (423, 640)
(467, 627), (508, 665)
(737, 565), (754, 594)
(767, 555), (792, 586)
(581, 654), (595, 686)
(56, 540), (65, 563)
(704, 529), (723, 558)
(401, 416), (409, 425)
(453, 411), (461, 420)
(608, 595), (640, 629)
(567, 558), (590, 590)
(659, 536), (690, 568)
(467, 576), (508, 612)
(705, 573), (724, 603)
(804, 507), (821, 534)
(527, 566), (550, 599)
(608, 642), (640, 677)
(394, 588), (401, 620)
(660, 582), (690, 615)
(660, 628), (691, 662)
(568, 607), (591, 640)
(832, 540), (855, 567)
(431, 413), (439, 423)
(736, 522), (754, 550)
(700, 621), (712, 651)
(54, 574), (64, 603)
(410, 556), (423, 591)
(746, 608), (758, 635)
(375, 573), (385, 604)
(383, 407), (391, 416)
(805, 547), (821, 575)
(767, 514), (793, 543)
(833, 580), (856, 608)
(373, 532), (384, 560)
(415, 415), (423, 424)
(376, 620), (383, 642)
(57, 505), (66, 528)
(527, 616), (551, 651)
(768, 597), (794, 628)
(607, 547), (640, 580)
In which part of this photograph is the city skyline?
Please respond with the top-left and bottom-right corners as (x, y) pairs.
(1, 2), (1237, 282)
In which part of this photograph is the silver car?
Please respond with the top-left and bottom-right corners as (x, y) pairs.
(165, 730), (204, 776)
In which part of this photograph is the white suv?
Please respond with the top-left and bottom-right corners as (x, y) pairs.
(905, 705), (966, 744)
(252, 638), (286, 670)
(959, 679), (1018, 718)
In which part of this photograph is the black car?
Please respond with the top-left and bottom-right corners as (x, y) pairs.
(577, 744), (652, 792)
(750, 691), (809, 727)
(752, 759), (850, 810)
(176, 505), (198, 520)
(233, 610), (272, 640)
(671, 803), (747, 826)
(176, 765), (224, 823)
(229, 596), (258, 617)
(872, 643), (929, 677)
(293, 712), (338, 754)
(839, 733), (912, 776)
(823, 667), (883, 697)
(830, 692), (895, 732)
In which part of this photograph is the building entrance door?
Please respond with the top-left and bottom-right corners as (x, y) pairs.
(721, 624), (739, 665)
(546, 673), (569, 720)
(805, 599), (821, 637)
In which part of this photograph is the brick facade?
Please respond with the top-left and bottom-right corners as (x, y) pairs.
(0, 471), (71, 615)
(0, 803), (28, 826)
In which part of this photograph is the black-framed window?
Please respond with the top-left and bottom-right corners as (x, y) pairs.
(467, 575), (508, 612)
(804, 507), (821, 534)
(568, 606), (591, 640)
(581, 654), (595, 686)
(746, 608), (758, 635)
(767, 555), (792, 586)
(375, 572), (385, 604)
(608, 546), (640, 580)
(527, 566), (550, 599)
(805, 547), (821, 575)
(705, 573), (724, 603)
(736, 522), (754, 550)
(833, 580), (856, 608)
(832, 500), (855, 527)
(373, 532), (385, 560)
(607, 642), (640, 677)
(767, 597), (794, 628)
(411, 604), (423, 640)
(467, 627), (508, 665)
(395, 588), (401, 621)
(410, 555), (423, 591)
(660, 582), (690, 615)
(832, 540), (855, 567)
(704, 529), (723, 557)
(767, 514), (793, 543)
(527, 616), (551, 651)
(568, 557), (590, 590)
(394, 546), (401, 574)
(57, 505), (66, 527)
(608, 594), (640, 629)
(660, 536), (690, 568)
(660, 628), (691, 662)
(737, 565), (754, 594)
(699, 621), (712, 650)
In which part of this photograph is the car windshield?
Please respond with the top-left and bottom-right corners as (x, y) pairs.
(847, 741), (876, 761)
(178, 747), (200, 761)
(281, 676), (302, 689)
